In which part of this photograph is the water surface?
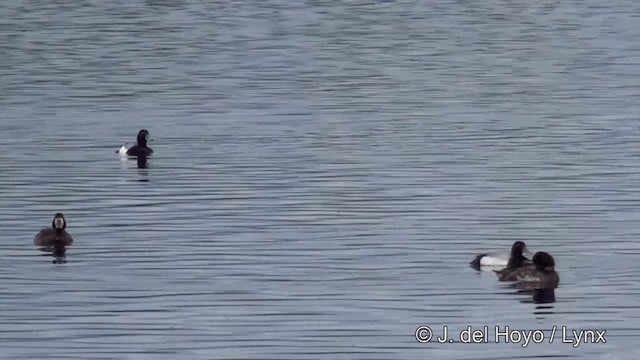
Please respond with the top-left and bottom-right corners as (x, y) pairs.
(1, 0), (640, 359)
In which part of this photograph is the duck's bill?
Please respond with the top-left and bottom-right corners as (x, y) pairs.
(522, 247), (534, 259)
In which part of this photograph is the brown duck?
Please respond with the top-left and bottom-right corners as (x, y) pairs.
(34, 212), (74, 248)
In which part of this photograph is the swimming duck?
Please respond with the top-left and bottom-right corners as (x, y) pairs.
(34, 213), (73, 264)
(469, 241), (532, 271)
(117, 129), (153, 157)
(34, 212), (74, 248)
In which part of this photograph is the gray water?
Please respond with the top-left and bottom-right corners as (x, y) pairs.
(1, 0), (640, 359)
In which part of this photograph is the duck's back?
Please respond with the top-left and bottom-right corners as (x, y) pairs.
(34, 228), (73, 247)
(126, 145), (153, 157)
(494, 262), (535, 281)
(516, 268), (560, 288)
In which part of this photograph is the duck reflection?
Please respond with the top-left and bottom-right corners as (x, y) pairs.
(136, 155), (151, 183)
(51, 242), (68, 264)
(136, 154), (148, 169)
(532, 288), (556, 304)
(508, 282), (557, 304)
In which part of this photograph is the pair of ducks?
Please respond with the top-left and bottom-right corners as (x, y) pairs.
(34, 130), (154, 262)
(470, 241), (559, 288)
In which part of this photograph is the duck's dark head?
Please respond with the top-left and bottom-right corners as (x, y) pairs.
(52, 212), (66, 231)
(532, 252), (555, 272)
(137, 129), (150, 146)
(511, 241), (533, 259)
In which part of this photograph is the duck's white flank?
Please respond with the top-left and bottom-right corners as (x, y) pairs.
(118, 144), (131, 156)
(479, 251), (510, 266)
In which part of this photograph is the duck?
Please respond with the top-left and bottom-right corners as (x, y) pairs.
(493, 241), (535, 279)
(469, 241), (532, 271)
(496, 251), (559, 288)
(117, 129), (153, 157)
(34, 212), (74, 248)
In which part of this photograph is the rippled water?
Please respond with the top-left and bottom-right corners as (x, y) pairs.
(1, 0), (640, 359)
